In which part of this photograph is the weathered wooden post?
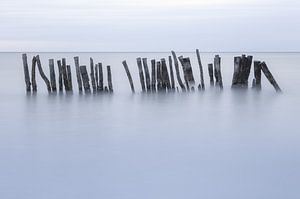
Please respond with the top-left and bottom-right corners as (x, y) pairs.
(208, 63), (214, 86)
(95, 64), (99, 91)
(232, 56), (241, 88)
(90, 58), (96, 92)
(196, 49), (205, 90)
(161, 58), (171, 90)
(168, 56), (175, 91)
(107, 65), (113, 93)
(74, 56), (83, 92)
(171, 51), (185, 91)
(49, 59), (57, 92)
(214, 55), (223, 89)
(137, 57), (146, 92)
(61, 58), (69, 91)
(156, 61), (163, 91)
(31, 56), (37, 92)
(260, 62), (281, 92)
(22, 53), (31, 92)
(122, 60), (135, 93)
(244, 55), (253, 86)
(98, 63), (104, 92)
(57, 60), (63, 92)
(66, 65), (73, 91)
(179, 57), (195, 90)
(151, 59), (156, 92)
(142, 58), (151, 92)
(36, 55), (51, 92)
(252, 61), (262, 90)
(79, 65), (91, 93)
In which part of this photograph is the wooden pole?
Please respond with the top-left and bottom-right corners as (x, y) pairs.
(260, 62), (281, 92)
(171, 51), (186, 91)
(161, 58), (171, 90)
(95, 64), (99, 91)
(122, 60), (135, 93)
(196, 49), (205, 90)
(66, 65), (73, 91)
(142, 58), (151, 92)
(61, 58), (69, 91)
(22, 53), (31, 92)
(90, 58), (96, 92)
(156, 61), (163, 91)
(98, 63), (104, 92)
(36, 55), (51, 92)
(79, 65), (91, 93)
(74, 56), (83, 92)
(151, 59), (156, 92)
(253, 61), (262, 90)
(31, 56), (37, 92)
(179, 57), (195, 90)
(49, 59), (57, 92)
(214, 55), (223, 89)
(107, 65), (113, 93)
(137, 57), (146, 92)
(208, 63), (214, 86)
(168, 56), (175, 90)
(244, 55), (253, 86)
(57, 60), (63, 92)
(232, 56), (241, 88)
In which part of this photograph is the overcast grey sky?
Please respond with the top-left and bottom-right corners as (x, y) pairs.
(1, 0), (299, 51)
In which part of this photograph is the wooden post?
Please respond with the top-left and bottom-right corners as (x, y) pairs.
(168, 56), (175, 90)
(253, 61), (262, 90)
(137, 57), (146, 92)
(208, 63), (214, 86)
(260, 62), (281, 92)
(66, 65), (73, 91)
(142, 58), (151, 92)
(57, 60), (63, 92)
(214, 55), (223, 89)
(74, 56), (83, 92)
(244, 55), (253, 86)
(107, 65), (113, 93)
(232, 56), (241, 88)
(79, 65), (91, 93)
(36, 55), (51, 92)
(61, 58), (69, 91)
(95, 64), (99, 91)
(31, 56), (37, 92)
(171, 51), (186, 91)
(179, 57), (195, 90)
(151, 59), (156, 92)
(196, 49), (205, 90)
(156, 61), (163, 91)
(49, 59), (57, 92)
(161, 58), (171, 90)
(178, 56), (189, 90)
(122, 60), (135, 93)
(90, 58), (96, 92)
(22, 53), (31, 92)
(98, 63), (104, 92)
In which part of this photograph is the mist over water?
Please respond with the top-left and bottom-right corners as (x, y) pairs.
(0, 52), (299, 199)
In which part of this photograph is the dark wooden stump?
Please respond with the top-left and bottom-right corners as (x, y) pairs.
(232, 56), (241, 88)
(122, 60), (135, 93)
(36, 55), (51, 92)
(31, 56), (37, 92)
(57, 60), (63, 92)
(90, 58), (97, 92)
(253, 61), (262, 90)
(79, 65), (91, 93)
(171, 51), (185, 91)
(107, 65), (113, 93)
(22, 54), (31, 92)
(61, 58), (69, 91)
(179, 57), (195, 90)
(49, 59), (57, 92)
(137, 57), (146, 92)
(168, 56), (175, 91)
(196, 49), (205, 90)
(260, 62), (281, 92)
(66, 65), (73, 91)
(214, 55), (223, 90)
(151, 59), (156, 92)
(161, 58), (171, 90)
(95, 64), (99, 91)
(74, 56), (83, 92)
(98, 63), (104, 92)
(156, 61), (163, 91)
(142, 58), (151, 92)
(208, 63), (214, 86)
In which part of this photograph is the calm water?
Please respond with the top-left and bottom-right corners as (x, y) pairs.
(0, 52), (299, 199)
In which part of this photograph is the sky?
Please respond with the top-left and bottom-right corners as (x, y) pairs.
(0, 0), (300, 52)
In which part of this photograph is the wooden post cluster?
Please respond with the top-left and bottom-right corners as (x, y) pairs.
(22, 51), (282, 94)
(22, 54), (114, 94)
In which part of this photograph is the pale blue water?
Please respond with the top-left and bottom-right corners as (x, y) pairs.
(0, 52), (299, 199)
